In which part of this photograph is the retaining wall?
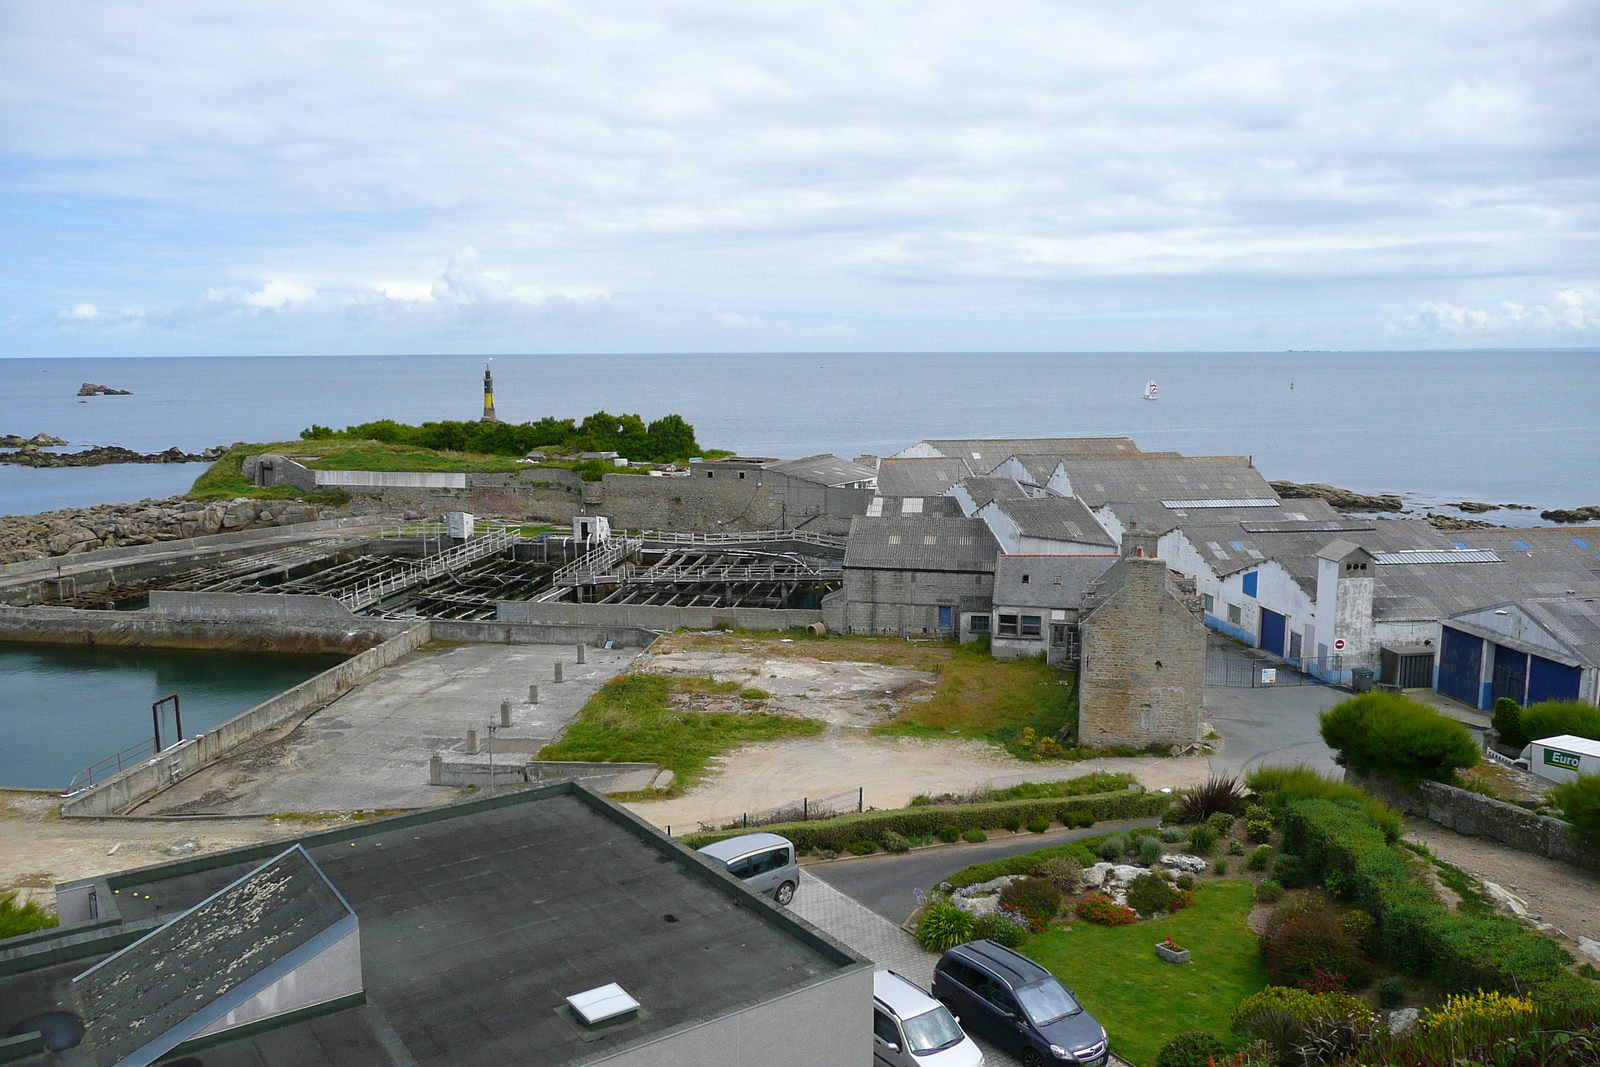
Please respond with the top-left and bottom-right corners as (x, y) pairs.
(430, 618), (659, 647)
(1346, 769), (1597, 873)
(0, 604), (404, 654)
(60, 623), (434, 817)
(494, 600), (822, 632)
(430, 758), (658, 791)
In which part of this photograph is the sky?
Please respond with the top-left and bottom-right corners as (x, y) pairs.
(2, 0), (1597, 355)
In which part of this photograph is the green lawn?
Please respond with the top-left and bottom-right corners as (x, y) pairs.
(1021, 880), (1266, 1067)
(537, 674), (823, 792)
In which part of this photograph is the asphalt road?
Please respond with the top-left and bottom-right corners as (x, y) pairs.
(808, 817), (1159, 924)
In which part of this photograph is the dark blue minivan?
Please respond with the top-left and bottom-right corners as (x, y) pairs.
(932, 940), (1108, 1066)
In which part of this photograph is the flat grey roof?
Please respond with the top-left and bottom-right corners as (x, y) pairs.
(1054, 455), (1272, 508)
(987, 496), (1117, 547)
(2, 787), (863, 1067)
(1104, 497), (1341, 535)
(896, 438), (1141, 471)
(767, 453), (878, 487)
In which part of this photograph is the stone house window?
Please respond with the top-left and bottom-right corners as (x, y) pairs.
(1021, 574), (1030, 583)
(970, 615), (991, 634)
(1227, 603), (1242, 626)
(1203, 593), (1215, 614)
(997, 614), (1020, 637)
(1021, 615), (1042, 637)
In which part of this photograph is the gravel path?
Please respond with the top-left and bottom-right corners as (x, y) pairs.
(1403, 817), (1600, 952)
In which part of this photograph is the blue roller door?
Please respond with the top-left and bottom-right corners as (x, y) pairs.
(1527, 655), (1581, 705)
(1259, 609), (1286, 657)
(1492, 645), (1528, 705)
(1438, 626), (1481, 707)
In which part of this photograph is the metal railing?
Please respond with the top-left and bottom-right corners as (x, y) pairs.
(629, 561), (844, 583)
(669, 787), (864, 836)
(547, 535), (644, 586)
(66, 737), (158, 794)
(340, 528), (524, 611)
(641, 529), (847, 550)
(1205, 656), (1331, 688)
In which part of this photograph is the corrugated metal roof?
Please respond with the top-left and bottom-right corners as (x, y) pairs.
(765, 453), (877, 487)
(990, 496), (1117, 546)
(1054, 455), (1273, 508)
(892, 438), (1142, 471)
(1374, 550), (1504, 565)
(876, 456), (976, 497)
(959, 475), (1032, 509)
(1104, 498), (1342, 535)
(844, 515), (1000, 571)
(992, 554), (1119, 608)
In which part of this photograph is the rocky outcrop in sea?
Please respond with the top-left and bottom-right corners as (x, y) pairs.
(0, 444), (227, 467)
(77, 382), (133, 396)
(1542, 506), (1600, 524)
(0, 497), (342, 564)
(1269, 480), (1403, 512)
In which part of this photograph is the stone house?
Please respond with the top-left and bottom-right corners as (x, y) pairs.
(828, 515), (999, 636)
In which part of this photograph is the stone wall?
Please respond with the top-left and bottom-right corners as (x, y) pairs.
(1346, 769), (1598, 873)
(494, 600), (822, 633)
(840, 567), (993, 636)
(0, 604), (403, 655)
(1078, 557), (1207, 748)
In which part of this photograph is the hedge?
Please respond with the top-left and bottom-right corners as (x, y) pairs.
(680, 789), (1170, 852)
(1281, 797), (1579, 995)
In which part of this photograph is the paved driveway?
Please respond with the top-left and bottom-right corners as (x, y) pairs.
(1203, 683), (1341, 779)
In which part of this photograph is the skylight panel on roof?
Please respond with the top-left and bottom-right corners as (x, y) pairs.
(1373, 550), (1504, 564)
(1513, 540), (1530, 550)
(1229, 540), (1245, 550)
(1161, 499), (1277, 509)
(1453, 541), (1469, 549)
(1574, 538), (1589, 548)
(1205, 541), (1230, 560)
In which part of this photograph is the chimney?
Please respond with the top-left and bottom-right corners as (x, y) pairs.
(1122, 520), (1158, 560)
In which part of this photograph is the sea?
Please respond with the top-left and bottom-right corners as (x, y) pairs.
(1, 351), (1596, 523)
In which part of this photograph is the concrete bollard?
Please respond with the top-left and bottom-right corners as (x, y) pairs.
(554, 661), (564, 683)
(529, 684), (540, 704)
(576, 643), (587, 664)
(429, 754), (443, 786)
(465, 727), (480, 755)
(500, 700), (513, 727)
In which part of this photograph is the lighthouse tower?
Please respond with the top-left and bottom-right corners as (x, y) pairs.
(481, 361), (499, 423)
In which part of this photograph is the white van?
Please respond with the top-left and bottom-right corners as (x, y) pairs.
(696, 832), (800, 906)
(874, 970), (984, 1067)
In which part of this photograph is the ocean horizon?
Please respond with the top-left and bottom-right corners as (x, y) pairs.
(2, 350), (1596, 521)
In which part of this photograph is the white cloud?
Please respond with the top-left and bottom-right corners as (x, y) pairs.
(64, 303), (98, 319)
(1393, 290), (1600, 337)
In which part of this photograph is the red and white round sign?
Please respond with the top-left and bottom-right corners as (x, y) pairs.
(1333, 639), (1347, 651)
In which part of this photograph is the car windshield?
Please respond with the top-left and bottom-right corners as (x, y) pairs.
(1016, 979), (1080, 1026)
(901, 1006), (966, 1053)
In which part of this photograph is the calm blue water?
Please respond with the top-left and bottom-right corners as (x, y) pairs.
(1, 351), (1596, 519)
(0, 642), (346, 789)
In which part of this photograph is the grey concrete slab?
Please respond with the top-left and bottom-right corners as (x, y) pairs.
(137, 642), (641, 814)
(1203, 683), (1342, 779)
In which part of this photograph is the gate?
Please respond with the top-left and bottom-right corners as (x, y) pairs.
(1528, 654), (1581, 704)
(1206, 656), (1327, 687)
(1438, 626), (1481, 707)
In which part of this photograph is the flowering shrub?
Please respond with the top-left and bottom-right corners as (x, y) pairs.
(973, 910), (1029, 947)
(1296, 967), (1347, 994)
(1418, 991), (1535, 1035)
(999, 876), (1062, 931)
(1170, 887), (1196, 910)
(916, 901), (977, 952)
(1076, 893), (1138, 926)
(1019, 726), (1070, 760)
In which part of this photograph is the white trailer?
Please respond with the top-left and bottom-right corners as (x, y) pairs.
(1527, 734), (1600, 785)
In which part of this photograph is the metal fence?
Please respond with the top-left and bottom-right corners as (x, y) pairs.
(669, 787), (864, 837)
(1205, 656), (1330, 688)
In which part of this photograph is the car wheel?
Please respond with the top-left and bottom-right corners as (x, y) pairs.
(774, 881), (796, 906)
(1020, 1050), (1046, 1067)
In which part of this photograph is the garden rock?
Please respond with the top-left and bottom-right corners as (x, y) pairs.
(1482, 881), (1533, 920)
(1387, 1008), (1420, 1035)
(1081, 863), (1145, 903)
(1577, 936), (1600, 964)
(951, 875), (1016, 916)
(1159, 854), (1209, 875)
(952, 894), (1004, 918)
(954, 875), (1017, 898)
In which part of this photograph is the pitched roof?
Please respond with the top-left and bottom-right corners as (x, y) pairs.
(893, 437), (1141, 470)
(992, 554), (1120, 608)
(1175, 517), (1450, 593)
(988, 496), (1117, 547)
(766, 453), (877, 487)
(958, 475), (1032, 509)
(876, 456), (976, 497)
(1102, 496), (1342, 535)
(844, 515), (999, 571)
(1054, 455), (1273, 508)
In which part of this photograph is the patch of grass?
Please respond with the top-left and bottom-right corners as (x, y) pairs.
(667, 677), (744, 696)
(0, 890), (57, 939)
(1023, 881), (1267, 1067)
(655, 629), (956, 670)
(979, 772), (1137, 802)
(942, 831), (1158, 887)
(537, 674), (822, 792)
(302, 442), (525, 474)
(872, 641), (1075, 753)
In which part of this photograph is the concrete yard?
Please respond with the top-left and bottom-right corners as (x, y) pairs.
(130, 641), (641, 815)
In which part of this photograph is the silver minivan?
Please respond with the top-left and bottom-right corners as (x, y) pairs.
(696, 832), (800, 905)
(874, 970), (984, 1067)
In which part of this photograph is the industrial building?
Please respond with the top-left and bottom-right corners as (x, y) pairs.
(0, 783), (871, 1067)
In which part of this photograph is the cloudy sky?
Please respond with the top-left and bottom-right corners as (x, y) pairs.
(2, 0), (1597, 355)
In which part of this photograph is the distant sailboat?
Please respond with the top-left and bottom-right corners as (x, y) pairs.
(1143, 379), (1158, 400)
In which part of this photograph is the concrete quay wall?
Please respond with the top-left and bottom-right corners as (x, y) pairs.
(494, 600), (823, 633)
(61, 622), (434, 817)
(1347, 769), (1597, 873)
(0, 604), (403, 655)
(430, 759), (659, 792)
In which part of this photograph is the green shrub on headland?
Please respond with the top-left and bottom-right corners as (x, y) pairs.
(1550, 773), (1600, 854)
(1521, 700), (1600, 744)
(301, 410), (704, 463)
(1318, 691), (1479, 784)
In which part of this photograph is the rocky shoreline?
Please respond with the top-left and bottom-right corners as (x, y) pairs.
(0, 496), (345, 564)
(1269, 480), (1404, 512)
(0, 444), (227, 468)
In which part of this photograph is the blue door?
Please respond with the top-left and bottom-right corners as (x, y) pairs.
(1492, 645), (1528, 706)
(1527, 655), (1581, 705)
(1259, 609), (1286, 657)
(938, 606), (953, 631)
(1438, 627), (1481, 707)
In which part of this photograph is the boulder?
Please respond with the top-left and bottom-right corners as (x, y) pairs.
(1158, 854), (1209, 874)
(1388, 1008), (1420, 1035)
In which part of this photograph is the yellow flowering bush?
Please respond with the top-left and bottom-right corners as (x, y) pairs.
(1418, 991), (1535, 1034)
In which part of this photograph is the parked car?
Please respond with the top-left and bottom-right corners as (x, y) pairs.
(695, 832), (800, 905)
(932, 940), (1108, 1066)
(873, 970), (984, 1067)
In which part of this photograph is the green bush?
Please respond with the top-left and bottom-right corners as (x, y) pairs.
(1159, 825), (1186, 843)
(882, 831), (911, 854)
(944, 840), (1100, 889)
(1375, 976), (1406, 1008)
(1209, 812), (1237, 834)
(1492, 697), (1528, 751)
(1155, 1030), (1228, 1067)
(1520, 700), (1600, 744)
(1550, 773), (1600, 853)
(1244, 802), (1275, 825)
(1031, 856), (1084, 894)
(1319, 692), (1480, 784)
(1227, 839), (1246, 856)
(1214, 859), (1229, 876)
(1188, 825), (1218, 855)
(938, 825), (961, 843)
(917, 902), (978, 952)
(1126, 872), (1178, 917)
(1027, 816), (1050, 833)
(1260, 898), (1372, 990)
(1247, 765), (1403, 842)
(1098, 835), (1129, 861)
(1247, 845), (1273, 871)
(1138, 835), (1164, 866)
(1255, 880), (1285, 903)
(681, 788), (1169, 852)
(999, 876), (1063, 931)
(1060, 808), (1097, 828)
(973, 911), (1028, 948)
(1003, 815), (1023, 832)
(963, 829), (989, 844)
(1176, 874), (1196, 891)
(0, 891), (56, 940)
(848, 839), (878, 855)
